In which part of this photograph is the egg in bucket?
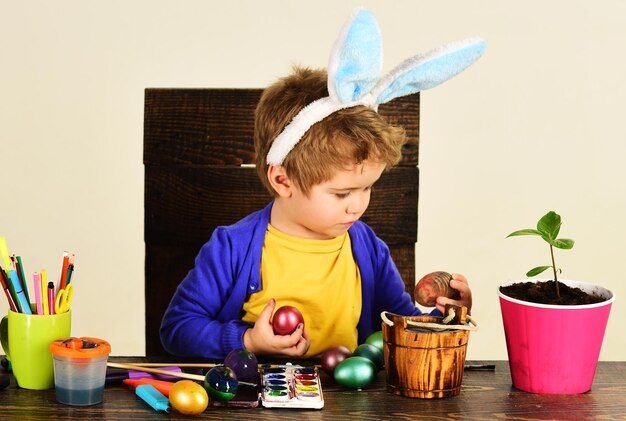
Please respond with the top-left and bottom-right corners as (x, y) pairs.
(50, 337), (111, 406)
(381, 306), (477, 399)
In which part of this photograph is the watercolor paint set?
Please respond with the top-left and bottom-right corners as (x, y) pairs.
(260, 365), (324, 409)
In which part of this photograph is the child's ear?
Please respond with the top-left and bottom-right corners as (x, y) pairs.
(267, 165), (293, 197)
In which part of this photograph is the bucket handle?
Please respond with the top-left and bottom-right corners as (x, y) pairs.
(381, 310), (478, 332)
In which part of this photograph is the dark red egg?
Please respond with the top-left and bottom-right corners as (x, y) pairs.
(271, 305), (304, 335)
(321, 345), (353, 377)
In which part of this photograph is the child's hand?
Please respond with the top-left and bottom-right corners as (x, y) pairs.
(243, 299), (310, 357)
(435, 273), (472, 313)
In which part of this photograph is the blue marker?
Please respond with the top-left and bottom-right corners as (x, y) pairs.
(136, 384), (170, 412)
(8, 269), (31, 314)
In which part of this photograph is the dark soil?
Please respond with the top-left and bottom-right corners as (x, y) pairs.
(500, 280), (606, 305)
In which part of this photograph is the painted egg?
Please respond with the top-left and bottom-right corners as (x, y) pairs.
(168, 380), (209, 415)
(354, 343), (383, 371)
(320, 345), (352, 376)
(203, 365), (238, 401)
(414, 271), (460, 307)
(333, 356), (376, 389)
(272, 305), (304, 335)
(365, 330), (384, 354)
(224, 348), (258, 382)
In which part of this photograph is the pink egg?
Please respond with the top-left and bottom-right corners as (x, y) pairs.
(272, 305), (304, 335)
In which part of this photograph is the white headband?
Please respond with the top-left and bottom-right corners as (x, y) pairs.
(266, 8), (486, 166)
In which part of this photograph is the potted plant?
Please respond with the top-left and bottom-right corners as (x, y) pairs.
(498, 211), (615, 394)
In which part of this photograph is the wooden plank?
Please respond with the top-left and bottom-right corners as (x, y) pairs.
(378, 94), (420, 166)
(145, 166), (417, 246)
(145, 243), (198, 356)
(144, 89), (419, 166)
(144, 89), (261, 166)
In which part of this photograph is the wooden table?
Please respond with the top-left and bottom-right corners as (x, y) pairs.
(1, 360), (625, 420)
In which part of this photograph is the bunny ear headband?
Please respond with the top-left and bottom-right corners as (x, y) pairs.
(266, 8), (486, 165)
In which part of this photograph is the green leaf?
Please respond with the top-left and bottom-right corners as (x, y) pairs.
(526, 266), (551, 277)
(540, 233), (553, 244)
(506, 229), (542, 238)
(537, 211), (561, 241)
(553, 238), (574, 249)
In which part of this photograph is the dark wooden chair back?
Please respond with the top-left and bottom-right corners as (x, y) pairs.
(144, 89), (420, 356)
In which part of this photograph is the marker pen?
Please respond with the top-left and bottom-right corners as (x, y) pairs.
(33, 272), (43, 315)
(0, 268), (17, 312)
(0, 237), (11, 271)
(123, 378), (175, 396)
(14, 256), (30, 304)
(136, 384), (170, 412)
(47, 282), (55, 315)
(8, 269), (31, 314)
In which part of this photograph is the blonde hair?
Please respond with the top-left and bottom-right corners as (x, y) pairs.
(254, 66), (406, 196)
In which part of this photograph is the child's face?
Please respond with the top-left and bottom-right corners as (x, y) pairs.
(282, 160), (386, 240)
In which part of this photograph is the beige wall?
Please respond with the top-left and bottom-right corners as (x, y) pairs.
(1, 0), (624, 360)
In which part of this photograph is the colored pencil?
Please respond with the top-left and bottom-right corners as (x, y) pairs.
(58, 252), (69, 292)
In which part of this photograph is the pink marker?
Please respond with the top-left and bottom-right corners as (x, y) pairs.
(33, 272), (43, 315)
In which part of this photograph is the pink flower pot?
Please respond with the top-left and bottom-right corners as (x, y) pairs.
(498, 279), (614, 394)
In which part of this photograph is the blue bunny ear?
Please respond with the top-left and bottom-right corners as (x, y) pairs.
(371, 37), (486, 105)
(327, 8), (383, 103)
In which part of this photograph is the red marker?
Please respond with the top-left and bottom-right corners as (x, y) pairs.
(123, 378), (176, 397)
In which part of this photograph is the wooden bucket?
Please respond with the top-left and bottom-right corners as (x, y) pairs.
(382, 312), (470, 399)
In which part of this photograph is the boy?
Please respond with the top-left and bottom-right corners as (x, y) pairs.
(159, 66), (472, 359)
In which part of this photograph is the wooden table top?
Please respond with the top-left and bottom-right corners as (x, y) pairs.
(1, 360), (625, 420)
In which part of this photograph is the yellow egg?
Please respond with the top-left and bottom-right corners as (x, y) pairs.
(168, 380), (209, 415)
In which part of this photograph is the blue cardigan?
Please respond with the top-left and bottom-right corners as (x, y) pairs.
(160, 201), (429, 359)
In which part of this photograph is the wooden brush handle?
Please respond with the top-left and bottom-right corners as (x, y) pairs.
(107, 361), (258, 387)
(106, 362), (205, 381)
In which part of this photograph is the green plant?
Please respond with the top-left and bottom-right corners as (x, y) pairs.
(506, 211), (574, 298)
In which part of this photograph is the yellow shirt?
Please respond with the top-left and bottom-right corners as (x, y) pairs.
(242, 224), (362, 357)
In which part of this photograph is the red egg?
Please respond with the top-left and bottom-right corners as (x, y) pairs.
(321, 345), (352, 377)
(271, 305), (304, 335)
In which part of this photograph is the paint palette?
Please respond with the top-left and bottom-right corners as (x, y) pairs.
(260, 365), (324, 409)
